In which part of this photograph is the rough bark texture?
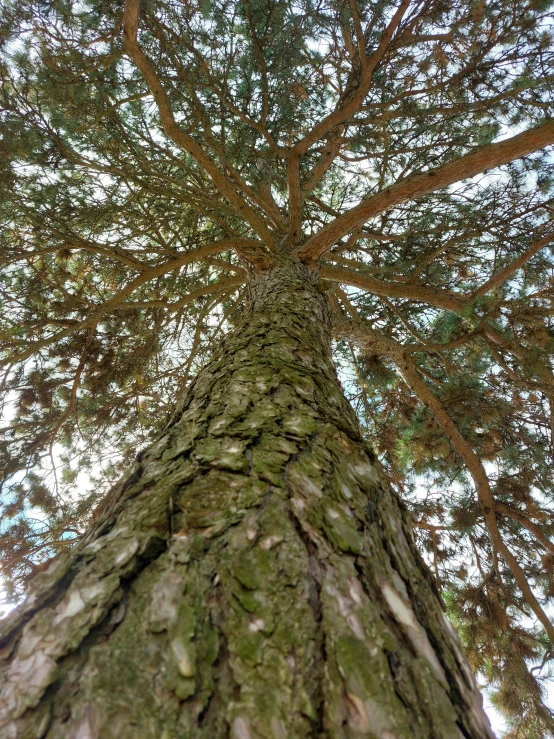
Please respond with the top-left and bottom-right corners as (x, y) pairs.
(0, 262), (494, 738)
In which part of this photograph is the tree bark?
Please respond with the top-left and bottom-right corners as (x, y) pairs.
(0, 262), (494, 738)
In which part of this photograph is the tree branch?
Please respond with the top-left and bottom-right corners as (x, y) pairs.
(287, 155), (303, 244)
(395, 357), (554, 644)
(472, 232), (554, 299)
(122, 0), (278, 247)
(321, 263), (465, 311)
(291, 0), (411, 157)
(333, 313), (554, 642)
(495, 502), (554, 558)
(1, 241), (250, 364)
(297, 118), (554, 262)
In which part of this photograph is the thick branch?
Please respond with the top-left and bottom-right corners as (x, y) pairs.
(321, 263), (465, 312)
(123, 0), (278, 247)
(291, 0), (411, 157)
(297, 118), (554, 262)
(302, 125), (346, 194)
(287, 155), (303, 244)
(495, 502), (554, 557)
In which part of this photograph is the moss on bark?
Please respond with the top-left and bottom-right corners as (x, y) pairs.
(0, 262), (495, 738)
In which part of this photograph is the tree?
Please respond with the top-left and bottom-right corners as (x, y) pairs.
(0, 0), (553, 734)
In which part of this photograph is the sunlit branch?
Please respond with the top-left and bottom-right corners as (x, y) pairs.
(321, 263), (464, 311)
(297, 118), (554, 262)
(291, 0), (411, 157)
(122, 0), (278, 247)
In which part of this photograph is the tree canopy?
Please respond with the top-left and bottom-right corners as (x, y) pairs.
(1, 0), (554, 734)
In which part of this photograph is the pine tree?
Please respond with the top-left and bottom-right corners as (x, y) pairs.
(1, 0), (554, 735)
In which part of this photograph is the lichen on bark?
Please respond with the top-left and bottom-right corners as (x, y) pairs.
(0, 261), (495, 738)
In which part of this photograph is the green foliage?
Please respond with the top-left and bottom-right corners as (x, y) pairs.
(1, 0), (554, 731)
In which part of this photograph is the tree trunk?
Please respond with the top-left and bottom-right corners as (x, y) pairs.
(0, 262), (494, 739)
